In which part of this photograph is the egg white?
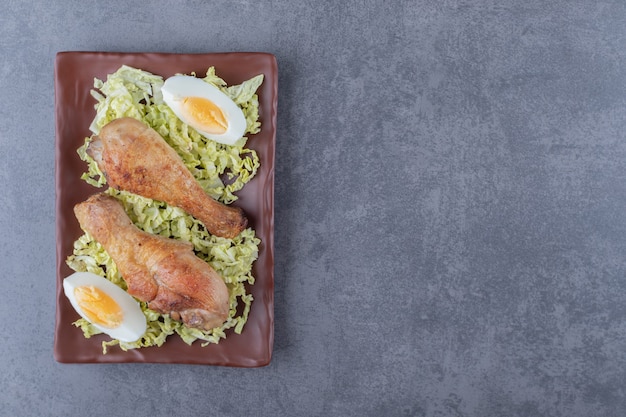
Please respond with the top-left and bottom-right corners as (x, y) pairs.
(63, 272), (147, 342)
(162, 75), (247, 146)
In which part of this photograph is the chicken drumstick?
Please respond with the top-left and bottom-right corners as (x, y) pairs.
(74, 193), (230, 331)
(87, 117), (247, 239)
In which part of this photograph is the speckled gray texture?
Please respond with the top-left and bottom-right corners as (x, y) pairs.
(1, 0), (625, 416)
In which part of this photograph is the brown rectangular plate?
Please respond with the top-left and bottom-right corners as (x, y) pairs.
(54, 51), (276, 366)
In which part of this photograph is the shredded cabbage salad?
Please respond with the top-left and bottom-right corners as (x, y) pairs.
(66, 65), (263, 353)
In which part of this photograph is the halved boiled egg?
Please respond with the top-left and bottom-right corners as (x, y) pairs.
(63, 272), (147, 342)
(162, 75), (247, 146)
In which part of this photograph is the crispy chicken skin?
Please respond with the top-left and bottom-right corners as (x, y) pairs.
(74, 193), (230, 331)
(87, 117), (247, 239)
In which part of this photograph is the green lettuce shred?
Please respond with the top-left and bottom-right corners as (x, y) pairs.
(66, 65), (263, 352)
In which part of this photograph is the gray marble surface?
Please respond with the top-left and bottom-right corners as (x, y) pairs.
(1, 0), (625, 416)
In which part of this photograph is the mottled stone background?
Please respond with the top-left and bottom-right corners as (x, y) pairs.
(1, 0), (625, 416)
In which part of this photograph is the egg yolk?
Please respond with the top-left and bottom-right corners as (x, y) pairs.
(181, 96), (228, 134)
(74, 286), (123, 328)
